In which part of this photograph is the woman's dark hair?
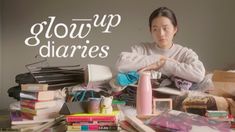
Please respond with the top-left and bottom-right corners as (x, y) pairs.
(149, 7), (177, 30)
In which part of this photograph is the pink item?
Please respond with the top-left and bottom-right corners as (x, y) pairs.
(136, 72), (152, 116)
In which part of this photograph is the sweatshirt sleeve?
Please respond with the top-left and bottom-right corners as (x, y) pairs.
(159, 49), (205, 83)
(116, 44), (162, 72)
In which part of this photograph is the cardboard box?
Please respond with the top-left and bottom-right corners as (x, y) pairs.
(210, 70), (235, 98)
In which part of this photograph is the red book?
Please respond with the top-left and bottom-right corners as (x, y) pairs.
(67, 124), (118, 131)
(20, 99), (56, 109)
(66, 115), (117, 122)
(66, 111), (119, 123)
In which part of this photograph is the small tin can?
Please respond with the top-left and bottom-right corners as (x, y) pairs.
(88, 98), (101, 114)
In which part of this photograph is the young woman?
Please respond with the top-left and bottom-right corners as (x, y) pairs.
(116, 7), (205, 83)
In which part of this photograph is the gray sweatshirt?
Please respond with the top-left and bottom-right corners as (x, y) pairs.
(116, 42), (205, 83)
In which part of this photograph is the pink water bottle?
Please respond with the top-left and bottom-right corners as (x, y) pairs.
(136, 72), (152, 116)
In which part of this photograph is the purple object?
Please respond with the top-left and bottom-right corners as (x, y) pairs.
(88, 98), (101, 114)
(145, 110), (231, 132)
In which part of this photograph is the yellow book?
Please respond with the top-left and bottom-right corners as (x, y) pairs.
(68, 111), (120, 117)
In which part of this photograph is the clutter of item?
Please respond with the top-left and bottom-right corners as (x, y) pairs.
(6, 59), (235, 131)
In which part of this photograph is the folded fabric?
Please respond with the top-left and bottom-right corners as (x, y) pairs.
(116, 71), (139, 86)
(109, 78), (127, 92)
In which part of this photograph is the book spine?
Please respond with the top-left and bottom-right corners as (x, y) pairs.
(21, 103), (36, 109)
(20, 100), (56, 109)
(71, 121), (116, 125)
(20, 92), (38, 100)
(67, 124), (118, 131)
(21, 107), (37, 115)
(20, 91), (54, 101)
(21, 112), (34, 120)
(21, 112), (58, 120)
(66, 116), (116, 122)
(21, 84), (48, 91)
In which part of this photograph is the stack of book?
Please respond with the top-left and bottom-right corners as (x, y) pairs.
(10, 84), (65, 131)
(65, 111), (120, 131)
(20, 84), (60, 120)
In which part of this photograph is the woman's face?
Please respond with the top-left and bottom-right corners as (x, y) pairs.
(151, 16), (177, 49)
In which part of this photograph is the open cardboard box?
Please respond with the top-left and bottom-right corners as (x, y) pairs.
(210, 70), (235, 99)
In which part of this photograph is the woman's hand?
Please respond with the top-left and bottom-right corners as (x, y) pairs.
(138, 56), (166, 72)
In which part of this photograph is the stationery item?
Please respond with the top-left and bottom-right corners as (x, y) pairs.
(136, 72), (152, 116)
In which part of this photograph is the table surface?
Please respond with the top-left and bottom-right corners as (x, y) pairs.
(0, 109), (11, 128)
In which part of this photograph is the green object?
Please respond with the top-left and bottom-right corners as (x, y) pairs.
(81, 125), (88, 131)
(112, 100), (126, 105)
